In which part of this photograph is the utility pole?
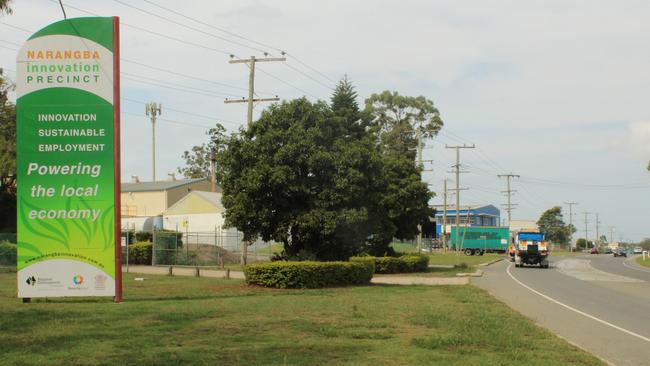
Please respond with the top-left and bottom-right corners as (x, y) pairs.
(210, 148), (217, 193)
(445, 144), (474, 254)
(595, 213), (601, 246)
(497, 173), (520, 226)
(145, 102), (161, 182)
(564, 202), (578, 252)
(584, 212), (590, 250)
(609, 226), (615, 245)
(226, 55), (284, 265)
(442, 179), (448, 253)
(225, 55), (285, 127)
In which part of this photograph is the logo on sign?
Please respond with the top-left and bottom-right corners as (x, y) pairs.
(72, 275), (84, 285)
(26, 276), (36, 286)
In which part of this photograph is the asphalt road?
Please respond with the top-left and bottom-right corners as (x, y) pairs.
(473, 254), (650, 366)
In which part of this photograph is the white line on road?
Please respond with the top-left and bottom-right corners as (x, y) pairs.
(506, 263), (650, 343)
(623, 260), (650, 274)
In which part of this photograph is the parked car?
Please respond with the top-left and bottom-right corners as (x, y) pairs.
(613, 249), (627, 257)
(605, 248), (613, 254)
(590, 247), (599, 254)
(634, 247), (643, 254)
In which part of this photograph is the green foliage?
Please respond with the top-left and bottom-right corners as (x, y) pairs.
(364, 90), (443, 158)
(0, 241), (16, 265)
(350, 254), (429, 274)
(177, 123), (227, 179)
(217, 80), (435, 261)
(638, 238), (650, 250)
(575, 238), (593, 250)
(537, 206), (572, 244)
(244, 261), (374, 288)
(128, 242), (152, 265)
(0, 70), (16, 232)
(135, 231), (152, 242)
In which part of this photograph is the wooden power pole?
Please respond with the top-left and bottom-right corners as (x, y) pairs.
(225, 55), (285, 265)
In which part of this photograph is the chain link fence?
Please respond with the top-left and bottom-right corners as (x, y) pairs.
(121, 229), (276, 268)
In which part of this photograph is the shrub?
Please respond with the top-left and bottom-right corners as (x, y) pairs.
(350, 253), (429, 274)
(244, 261), (374, 288)
(129, 241), (152, 265)
(0, 241), (16, 266)
(135, 231), (153, 242)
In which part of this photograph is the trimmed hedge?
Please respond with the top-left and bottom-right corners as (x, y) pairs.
(350, 254), (429, 274)
(129, 242), (152, 265)
(244, 261), (375, 289)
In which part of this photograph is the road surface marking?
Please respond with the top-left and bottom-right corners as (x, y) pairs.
(556, 259), (642, 282)
(506, 263), (650, 343)
(623, 260), (650, 274)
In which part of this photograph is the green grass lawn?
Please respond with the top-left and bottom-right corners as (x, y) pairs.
(636, 256), (650, 268)
(389, 241), (419, 253)
(428, 252), (504, 267)
(0, 272), (602, 365)
(374, 266), (476, 277)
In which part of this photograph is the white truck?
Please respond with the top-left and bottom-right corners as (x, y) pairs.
(510, 230), (550, 268)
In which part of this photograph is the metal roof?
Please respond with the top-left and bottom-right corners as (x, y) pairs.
(121, 178), (209, 192)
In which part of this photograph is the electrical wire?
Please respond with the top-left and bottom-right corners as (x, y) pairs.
(122, 71), (241, 98)
(112, 0), (269, 54)
(139, 0), (336, 84)
(122, 97), (242, 127)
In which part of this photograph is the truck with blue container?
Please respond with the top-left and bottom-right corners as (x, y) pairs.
(449, 227), (510, 256)
(510, 230), (550, 268)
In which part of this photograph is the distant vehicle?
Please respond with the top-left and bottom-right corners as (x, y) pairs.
(513, 231), (549, 268)
(605, 248), (613, 254)
(613, 249), (627, 257)
(590, 247), (599, 254)
(634, 247), (643, 254)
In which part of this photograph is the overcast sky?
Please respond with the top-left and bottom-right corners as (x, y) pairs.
(1, 0), (649, 241)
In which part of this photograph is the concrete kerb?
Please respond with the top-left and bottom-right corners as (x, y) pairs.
(479, 257), (505, 267)
(125, 265), (468, 286)
(456, 269), (484, 277)
(124, 265), (245, 280)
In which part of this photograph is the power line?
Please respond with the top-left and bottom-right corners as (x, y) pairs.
(139, 0), (336, 84)
(283, 62), (333, 90)
(498, 173), (520, 226)
(112, 0), (269, 54)
(121, 111), (231, 130)
(121, 58), (273, 95)
(0, 44), (18, 52)
(49, 1), (320, 99)
(140, 0), (281, 54)
(46, 0), (233, 55)
(122, 98), (242, 127)
(122, 72), (241, 98)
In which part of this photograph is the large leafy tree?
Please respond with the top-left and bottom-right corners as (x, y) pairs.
(537, 206), (573, 244)
(0, 69), (16, 231)
(217, 80), (433, 261)
(177, 123), (227, 179)
(364, 91), (443, 158)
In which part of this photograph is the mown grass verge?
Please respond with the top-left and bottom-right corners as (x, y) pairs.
(635, 256), (650, 268)
(0, 272), (603, 365)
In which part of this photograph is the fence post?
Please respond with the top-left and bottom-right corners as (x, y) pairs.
(194, 266), (200, 277)
(225, 268), (230, 279)
(152, 227), (156, 266)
